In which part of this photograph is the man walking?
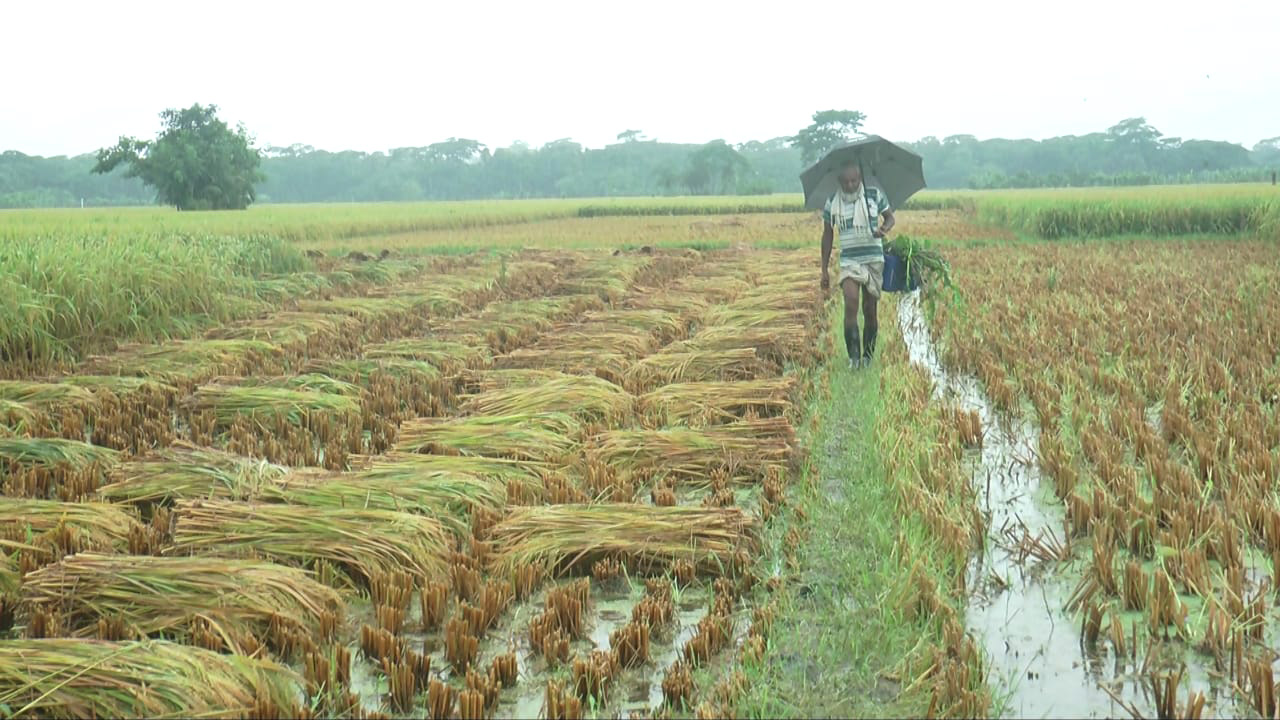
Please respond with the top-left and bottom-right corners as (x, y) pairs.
(820, 162), (895, 369)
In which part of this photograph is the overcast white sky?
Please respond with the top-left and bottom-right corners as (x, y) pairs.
(3, 0), (1278, 157)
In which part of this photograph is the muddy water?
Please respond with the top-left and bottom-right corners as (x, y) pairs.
(896, 292), (1246, 719)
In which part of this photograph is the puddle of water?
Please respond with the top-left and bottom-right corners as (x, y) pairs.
(896, 292), (1249, 719)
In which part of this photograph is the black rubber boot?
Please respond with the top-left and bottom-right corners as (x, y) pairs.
(844, 325), (860, 361)
(862, 325), (878, 363)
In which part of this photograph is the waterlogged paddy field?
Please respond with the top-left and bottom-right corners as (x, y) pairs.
(2, 188), (1279, 718)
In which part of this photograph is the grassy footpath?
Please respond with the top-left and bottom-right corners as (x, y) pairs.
(737, 296), (989, 718)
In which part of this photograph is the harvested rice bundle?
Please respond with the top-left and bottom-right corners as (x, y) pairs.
(205, 311), (364, 358)
(295, 296), (431, 339)
(0, 380), (96, 409)
(79, 339), (286, 386)
(497, 261), (561, 297)
(555, 276), (630, 304)
(434, 318), (546, 354)
(184, 384), (364, 468)
(534, 326), (657, 359)
(0, 438), (120, 500)
(622, 290), (711, 321)
(701, 306), (810, 330)
(363, 338), (492, 375)
(494, 349), (631, 385)
(638, 378), (798, 425)
(459, 375), (634, 423)
(0, 499), (140, 567)
(0, 638), (301, 718)
(671, 275), (752, 303)
(581, 309), (690, 344)
(268, 469), (504, 535)
(351, 451), (552, 485)
(672, 324), (815, 366)
(96, 442), (291, 505)
(21, 553), (343, 651)
(168, 500), (452, 584)
(730, 286), (818, 314)
(623, 348), (769, 394)
(461, 369), (579, 392)
(488, 504), (758, 576)
(585, 419), (795, 484)
(395, 413), (582, 462)
(301, 357), (447, 417)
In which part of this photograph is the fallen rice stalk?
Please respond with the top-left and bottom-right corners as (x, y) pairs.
(395, 412), (582, 461)
(0, 438), (119, 470)
(168, 500), (452, 583)
(185, 384), (362, 430)
(0, 638), (301, 718)
(488, 504), (758, 576)
(21, 553), (343, 650)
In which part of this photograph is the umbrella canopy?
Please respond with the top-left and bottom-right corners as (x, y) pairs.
(800, 135), (926, 211)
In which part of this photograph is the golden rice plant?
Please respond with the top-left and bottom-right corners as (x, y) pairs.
(205, 311), (364, 358)
(167, 500), (452, 584)
(0, 638), (301, 718)
(622, 348), (769, 394)
(396, 412), (583, 461)
(638, 378), (797, 425)
(458, 374), (634, 423)
(581, 308), (690, 343)
(488, 504), (758, 576)
(21, 553), (343, 651)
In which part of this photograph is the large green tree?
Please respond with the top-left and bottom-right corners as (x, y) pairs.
(790, 110), (866, 164)
(93, 104), (262, 210)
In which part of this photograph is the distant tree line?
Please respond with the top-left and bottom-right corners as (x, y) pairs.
(2, 109), (1277, 208)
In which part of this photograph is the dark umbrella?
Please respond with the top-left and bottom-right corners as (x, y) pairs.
(800, 135), (926, 211)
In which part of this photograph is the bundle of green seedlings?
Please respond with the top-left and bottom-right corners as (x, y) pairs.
(458, 374), (635, 424)
(488, 504), (758, 577)
(883, 234), (954, 288)
(622, 348), (771, 394)
(638, 377), (798, 426)
(167, 499), (452, 585)
(0, 498), (141, 574)
(0, 638), (301, 718)
(204, 311), (365, 361)
(78, 339), (287, 388)
(395, 412), (583, 462)
(21, 553), (343, 655)
(183, 383), (364, 469)
(0, 437), (120, 500)
(362, 338), (493, 375)
(585, 418), (795, 485)
(494, 348), (631, 385)
(301, 357), (447, 418)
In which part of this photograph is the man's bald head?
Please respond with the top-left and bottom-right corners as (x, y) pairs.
(838, 162), (862, 193)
